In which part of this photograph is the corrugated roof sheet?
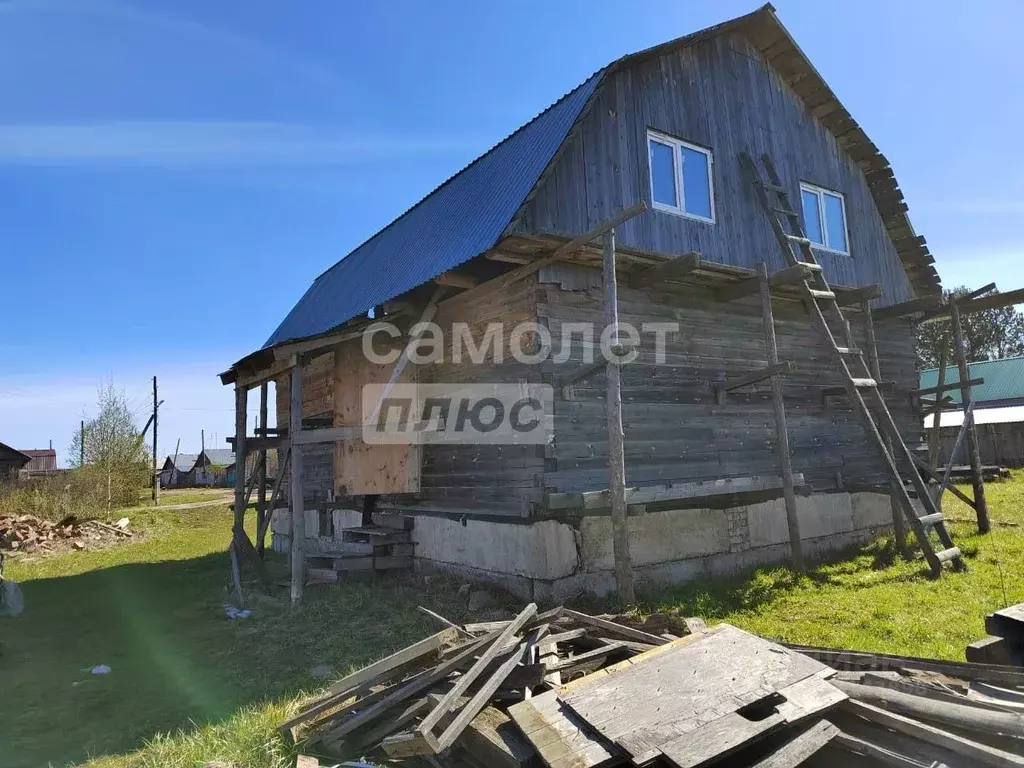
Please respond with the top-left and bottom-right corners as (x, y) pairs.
(164, 453), (198, 472)
(264, 71), (603, 347)
(198, 449), (236, 467)
(919, 356), (1024, 407)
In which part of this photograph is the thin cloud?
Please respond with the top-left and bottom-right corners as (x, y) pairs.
(0, 122), (481, 166)
(0, 0), (343, 93)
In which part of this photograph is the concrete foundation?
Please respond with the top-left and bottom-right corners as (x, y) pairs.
(271, 490), (906, 600)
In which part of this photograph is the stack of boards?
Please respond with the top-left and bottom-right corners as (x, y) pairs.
(306, 522), (415, 582)
(284, 604), (1024, 768)
(968, 602), (1024, 667)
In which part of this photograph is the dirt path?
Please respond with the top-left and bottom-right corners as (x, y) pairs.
(153, 495), (233, 510)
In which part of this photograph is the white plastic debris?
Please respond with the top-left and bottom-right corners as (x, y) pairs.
(224, 604), (252, 620)
(91, 665), (111, 675)
(114, 517), (130, 530)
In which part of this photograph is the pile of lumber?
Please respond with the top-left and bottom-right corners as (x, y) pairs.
(969, 602), (1024, 666)
(0, 513), (131, 553)
(284, 605), (1024, 768)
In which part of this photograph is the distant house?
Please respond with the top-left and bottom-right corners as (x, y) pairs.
(190, 449), (237, 487)
(21, 448), (58, 476)
(0, 442), (31, 481)
(159, 453), (198, 489)
(921, 356), (1024, 467)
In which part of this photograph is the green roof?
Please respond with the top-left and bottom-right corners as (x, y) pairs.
(919, 356), (1024, 406)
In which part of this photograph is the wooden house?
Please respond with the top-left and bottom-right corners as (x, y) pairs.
(158, 453), (197, 489)
(220, 6), (973, 600)
(0, 442), (31, 481)
(21, 448), (58, 476)
(191, 449), (238, 487)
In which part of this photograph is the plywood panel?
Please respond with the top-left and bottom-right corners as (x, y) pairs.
(333, 340), (421, 495)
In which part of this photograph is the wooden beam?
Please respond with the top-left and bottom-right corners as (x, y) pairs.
(872, 295), (945, 320)
(291, 426), (360, 445)
(289, 361), (305, 605)
(232, 356), (295, 390)
(923, 286), (1024, 321)
(862, 297), (907, 552)
(230, 384), (248, 606)
(911, 454), (977, 510)
(628, 250), (701, 288)
(927, 345), (948, 471)
(270, 318), (379, 363)
(950, 300), (989, 533)
(834, 283), (883, 306)
(367, 287), (446, 427)
(546, 473), (806, 511)
(602, 229), (635, 606)
(758, 264), (803, 573)
(256, 383), (269, 557)
(715, 263), (819, 303)
(719, 361), (794, 393)
(938, 401), (977, 506)
(911, 377), (983, 397)
(434, 271), (480, 289)
(496, 201), (648, 290)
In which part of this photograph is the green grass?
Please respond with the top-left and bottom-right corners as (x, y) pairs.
(1, 477), (1021, 768)
(639, 476), (1024, 658)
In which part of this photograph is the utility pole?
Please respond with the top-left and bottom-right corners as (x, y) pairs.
(80, 420), (85, 467)
(201, 429), (206, 485)
(153, 376), (160, 504)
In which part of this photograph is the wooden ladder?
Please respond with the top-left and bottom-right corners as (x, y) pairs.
(740, 152), (963, 576)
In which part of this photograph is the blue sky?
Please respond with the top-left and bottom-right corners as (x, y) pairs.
(1, 0), (1021, 465)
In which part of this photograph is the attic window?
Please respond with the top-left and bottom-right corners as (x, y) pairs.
(647, 130), (714, 223)
(800, 182), (849, 255)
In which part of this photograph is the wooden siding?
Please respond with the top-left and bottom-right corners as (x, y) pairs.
(537, 272), (921, 494)
(514, 32), (915, 306)
(938, 421), (1024, 469)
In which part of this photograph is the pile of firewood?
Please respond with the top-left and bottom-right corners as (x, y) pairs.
(283, 604), (1024, 768)
(0, 514), (131, 553)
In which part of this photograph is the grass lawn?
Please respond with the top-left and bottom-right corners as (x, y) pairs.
(0, 476), (1021, 768)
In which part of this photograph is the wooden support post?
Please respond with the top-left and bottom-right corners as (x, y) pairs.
(950, 300), (990, 533)
(927, 344), (947, 473)
(602, 229), (635, 605)
(231, 384), (248, 604)
(861, 299), (907, 553)
(289, 360), (306, 605)
(257, 382), (269, 557)
(759, 264), (803, 573)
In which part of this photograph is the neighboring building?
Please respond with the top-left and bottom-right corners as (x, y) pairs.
(21, 448), (58, 476)
(0, 442), (31, 481)
(158, 453), (198, 489)
(190, 449), (237, 487)
(921, 356), (1024, 468)
(223, 6), (943, 597)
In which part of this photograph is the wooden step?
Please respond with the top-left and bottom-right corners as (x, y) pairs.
(794, 262), (823, 272)
(808, 289), (836, 300)
(850, 378), (877, 388)
(773, 206), (798, 217)
(761, 182), (788, 193)
(935, 547), (961, 563)
(834, 346), (861, 355)
(918, 513), (944, 526)
(786, 234), (812, 245)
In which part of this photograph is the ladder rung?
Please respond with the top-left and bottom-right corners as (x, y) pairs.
(834, 346), (861, 355)
(935, 547), (961, 563)
(795, 262), (823, 272)
(761, 182), (788, 193)
(773, 207), (798, 217)
(918, 513), (944, 526)
(786, 234), (812, 245)
(850, 378), (877, 388)
(808, 289), (836, 300)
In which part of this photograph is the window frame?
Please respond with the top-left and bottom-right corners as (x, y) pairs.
(799, 181), (850, 256)
(647, 130), (715, 224)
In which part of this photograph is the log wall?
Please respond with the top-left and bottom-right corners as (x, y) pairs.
(537, 270), (922, 496)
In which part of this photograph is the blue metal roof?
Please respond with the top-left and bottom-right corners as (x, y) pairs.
(264, 71), (604, 347)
